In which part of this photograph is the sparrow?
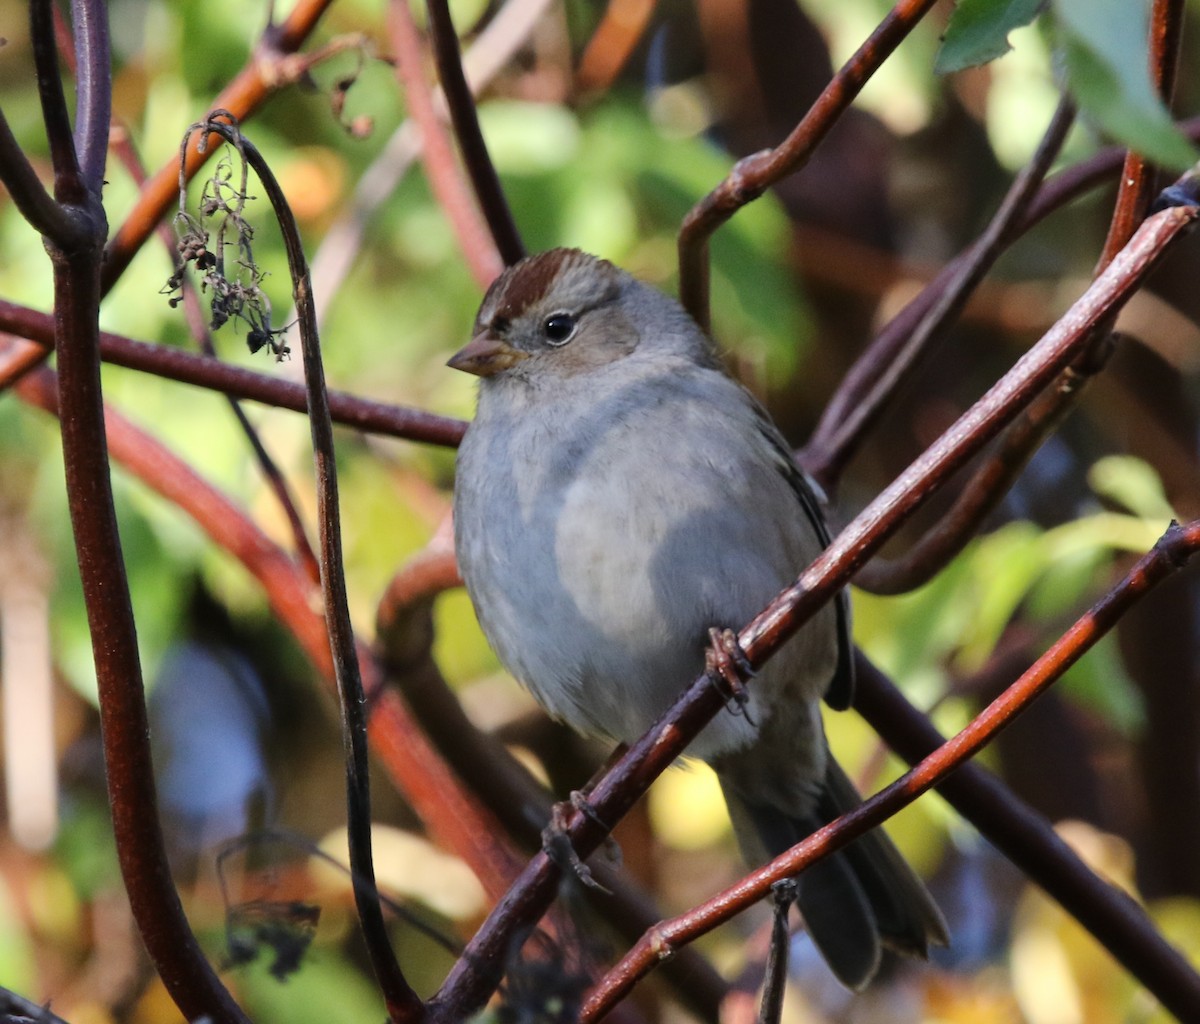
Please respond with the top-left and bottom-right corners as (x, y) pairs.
(449, 248), (947, 990)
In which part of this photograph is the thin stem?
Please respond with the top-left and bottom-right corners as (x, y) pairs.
(0, 299), (466, 444)
(30, 0), (84, 202)
(424, 0), (525, 265)
(0, 108), (82, 243)
(189, 116), (423, 1022)
(582, 521), (1200, 1019)
(1096, 0), (1185, 271)
(110, 127), (321, 584)
(71, 0), (113, 190)
(806, 96), (1076, 484)
(388, 0), (503, 285)
(677, 0), (939, 330)
(48, 195), (249, 1024)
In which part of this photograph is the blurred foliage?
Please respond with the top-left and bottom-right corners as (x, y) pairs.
(2, 0), (1200, 1021)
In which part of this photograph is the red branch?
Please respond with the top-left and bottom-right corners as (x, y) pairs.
(582, 520), (1200, 1019)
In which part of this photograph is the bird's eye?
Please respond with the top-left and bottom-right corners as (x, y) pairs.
(542, 312), (577, 346)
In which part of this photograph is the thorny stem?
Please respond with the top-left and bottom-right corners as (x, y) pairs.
(186, 115), (423, 1022)
(677, 0), (939, 331)
(582, 521), (1200, 1020)
(427, 189), (1200, 1023)
(424, 0), (526, 265)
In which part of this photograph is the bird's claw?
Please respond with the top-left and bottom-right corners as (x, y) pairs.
(706, 627), (757, 724)
(541, 798), (613, 893)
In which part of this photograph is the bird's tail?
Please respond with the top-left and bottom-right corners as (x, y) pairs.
(721, 756), (948, 991)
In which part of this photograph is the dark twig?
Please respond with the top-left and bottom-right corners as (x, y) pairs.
(756, 881), (797, 1024)
(806, 96), (1076, 484)
(852, 652), (1200, 1023)
(677, 0), (940, 330)
(424, 0), (526, 265)
(69, 0), (113, 190)
(0, 300), (467, 445)
(799, 113), (1200, 490)
(427, 186), (1200, 1024)
(45, 114), (251, 1024)
(0, 111), (81, 243)
(388, 0), (504, 285)
(854, 4), (1191, 593)
(29, 0), (83, 202)
(0, 985), (74, 1024)
(582, 522), (1200, 1019)
(183, 114), (423, 1022)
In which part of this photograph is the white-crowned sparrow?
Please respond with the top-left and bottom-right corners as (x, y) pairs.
(449, 248), (947, 989)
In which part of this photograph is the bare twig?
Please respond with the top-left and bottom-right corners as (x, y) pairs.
(101, 0), (338, 289)
(805, 96), (1076, 485)
(424, 0), (526, 265)
(310, 0), (555, 326)
(677, 0), (940, 330)
(183, 114), (423, 1021)
(582, 521), (1200, 1019)
(30, 0), (83, 203)
(111, 125), (320, 584)
(426, 179), (1200, 1024)
(69, 0), (112, 190)
(0, 300), (467, 444)
(388, 0), (503, 285)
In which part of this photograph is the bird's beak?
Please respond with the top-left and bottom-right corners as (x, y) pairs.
(447, 333), (528, 377)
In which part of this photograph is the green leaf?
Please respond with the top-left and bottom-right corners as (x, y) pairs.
(935, 0), (1046, 74)
(1054, 0), (1199, 171)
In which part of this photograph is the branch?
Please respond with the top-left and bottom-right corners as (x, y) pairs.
(388, 0), (503, 286)
(29, 0), (83, 203)
(426, 172), (1200, 1024)
(677, 0), (940, 330)
(582, 521), (1200, 1019)
(804, 95), (1076, 485)
(69, 0), (112, 190)
(424, 0), (526, 265)
(185, 115), (423, 1021)
(101, 0), (338, 289)
(45, 108), (249, 1024)
(0, 300), (467, 445)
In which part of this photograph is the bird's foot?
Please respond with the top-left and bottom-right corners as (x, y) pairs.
(541, 795), (614, 893)
(705, 627), (757, 724)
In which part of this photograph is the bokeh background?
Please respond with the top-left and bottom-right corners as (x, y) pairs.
(2, 0), (1200, 1020)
